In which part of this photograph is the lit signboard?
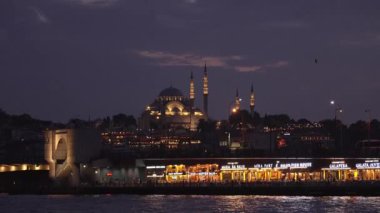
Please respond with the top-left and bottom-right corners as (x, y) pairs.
(323, 161), (351, 170)
(356, 160), (380, 169)
(167, 172), (183, 176)
(221, 162), (246, 171)
(251, 162), (312, 170)
(147, 174), (165, 178)
(275, 162), (312, 170)
(189, 172), (216, 176)
(253, 164), (273, 169)
(146, 166), (166, 169)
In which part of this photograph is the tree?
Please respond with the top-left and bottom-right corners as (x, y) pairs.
(112, 114), (136, 129)
(297, 118), (311, 125)
(262, 114), (291, 128)
(229, 110), (254, 127)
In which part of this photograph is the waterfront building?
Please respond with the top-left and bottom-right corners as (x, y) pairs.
(139, 158), (380, 184)
(82, 157), (380, 185)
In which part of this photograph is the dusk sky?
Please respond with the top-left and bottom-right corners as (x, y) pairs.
(1, 0), (380, 124)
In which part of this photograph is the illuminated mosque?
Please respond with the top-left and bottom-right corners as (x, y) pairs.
(139, 65), (209, 131)
(139, 64), (256, 131)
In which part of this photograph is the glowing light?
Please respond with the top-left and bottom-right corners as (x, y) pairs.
(190, 78), (195, 99)
(322, 161), (351, 170)
(203, 74), (208, 95)
(168, 172), (183, 175)
(253, 163), (273, 169)
(221, 164), (246, 171)
(147, 174), (164, 178)
(356, 161), (380, 169)
(194, 112), (203, 116)
(275, 162), (312, 170)
(146, 166), (166, 169)
(250, 94), (255, 106)
(21, 164), (28, 170)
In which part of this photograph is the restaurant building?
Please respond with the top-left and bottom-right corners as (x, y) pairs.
(136, 158), (380, 184)
(87, 158), (380, 185)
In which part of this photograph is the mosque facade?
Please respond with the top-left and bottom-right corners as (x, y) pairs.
(139, 65), (209, 131)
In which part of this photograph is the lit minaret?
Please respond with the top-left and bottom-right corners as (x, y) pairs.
(189, 71), (195, 109)
(250, 84), (255, 115)
(235, 88), (240, 111)
(203, 63), (208, 117)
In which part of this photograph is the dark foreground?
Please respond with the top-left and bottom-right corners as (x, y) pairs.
(4, 182), (380, 196)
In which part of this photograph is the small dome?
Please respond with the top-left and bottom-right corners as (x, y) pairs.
(159, 86), (183, 97)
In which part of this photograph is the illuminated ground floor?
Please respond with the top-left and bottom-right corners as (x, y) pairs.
(140, 158), (380, 184)
(0, 164), (49, 173)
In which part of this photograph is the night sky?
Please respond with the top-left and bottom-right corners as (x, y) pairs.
(1, 0), (380, 124)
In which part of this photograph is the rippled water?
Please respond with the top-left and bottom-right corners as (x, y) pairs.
(0, 194), (379, 213)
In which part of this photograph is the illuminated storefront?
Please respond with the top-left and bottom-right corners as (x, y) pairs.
(355, 160), (380, 180)
(188, 164), (219, 182)
(322, 161), (353, 181)
(165, 164), (187, 182)
(220, 162), (247, 182)
(140, 158), (380, 184)
(146, 165), (166, 183)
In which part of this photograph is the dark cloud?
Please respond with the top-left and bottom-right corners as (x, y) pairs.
(0, 0), (380, 124)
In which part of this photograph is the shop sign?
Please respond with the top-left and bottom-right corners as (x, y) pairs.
(146, 165), (166, 169)
(221, 163), (246, 171)
(275, 162), (312, 170)
(356, 160), (380, 169)
(189, 172), (216, 176)
(329, 161), (350, 170)
(253, 163), (273, 169)
(167, 172), (183, 176)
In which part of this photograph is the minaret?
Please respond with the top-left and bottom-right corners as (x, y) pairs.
(203, 63), (208, 117)
(235, 88), (240, 111)
(189, 71), (195, 109)
(250, 84), (255, 115)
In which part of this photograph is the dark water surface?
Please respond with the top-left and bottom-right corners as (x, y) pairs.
(0, 194), (378, 213)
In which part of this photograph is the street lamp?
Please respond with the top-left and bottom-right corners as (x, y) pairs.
(228, 98), (242, 116)
(330, 100), (343, 120)
(330, 100), (343, 154)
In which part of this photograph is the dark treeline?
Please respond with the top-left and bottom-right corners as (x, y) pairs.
(0, 108), (379, 159)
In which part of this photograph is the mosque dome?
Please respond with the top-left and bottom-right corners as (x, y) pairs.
(159, 86), (184, 97)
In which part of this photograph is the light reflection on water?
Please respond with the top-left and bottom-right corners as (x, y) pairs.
(0, 194), (378, 213)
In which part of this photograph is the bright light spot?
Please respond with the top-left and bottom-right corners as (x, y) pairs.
(330, 100), (335, 105)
